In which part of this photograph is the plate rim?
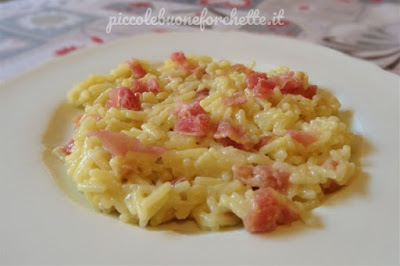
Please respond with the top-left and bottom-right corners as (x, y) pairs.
(1, 31), (399, 89)
(1, 31), (399, 265)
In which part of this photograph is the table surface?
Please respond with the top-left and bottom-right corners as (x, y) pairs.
(1, 0), (399, 81)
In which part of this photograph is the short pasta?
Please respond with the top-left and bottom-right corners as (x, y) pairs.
(59, 52), (355, 233)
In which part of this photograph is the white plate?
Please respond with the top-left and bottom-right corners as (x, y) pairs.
(1, 32), (399, 265)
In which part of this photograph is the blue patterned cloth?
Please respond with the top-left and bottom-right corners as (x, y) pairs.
(1, 0), (399, 81)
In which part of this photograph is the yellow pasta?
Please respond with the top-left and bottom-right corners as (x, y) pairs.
(59, 52), (356, 234)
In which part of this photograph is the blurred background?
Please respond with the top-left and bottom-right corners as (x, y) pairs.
(0, 0), (399, 81)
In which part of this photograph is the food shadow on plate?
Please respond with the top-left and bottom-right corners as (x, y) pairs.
(42, 101), (92, 208)
(143, 218), (309, 236)
(322, 109), (372, 207)
(261, 99), (373, 237)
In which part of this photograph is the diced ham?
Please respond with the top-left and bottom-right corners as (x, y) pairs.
(145, 78), (160, 93)
(170, 52), (187, 64)
(194, 89), (209, 100)
(213, 120), (254, 151)
(170, 51), (196, 72)
(106, 88), (121, 108)
(173, 98), (207, 119)
(88, 130), (168, 157)
(247, 71), (317, 99)
(253, 79), (276, 98)
(287, 130), (318, 147)
(276, 74), (304, 96)
(246, 73), (268, 89)
(131, 80), (146, 93)
(173, 94), (211, 137)
(301, 85), (317, 99)
(222, 92), (247, 107)
(61, 139), (74, 155)
(321, 160), (341, 193)
(280, 79), (303, 95)
(127, 59), (147, 79)
(322, 179), (342, 194)
(131, 78), (161, 94)
(174, 113), (210, 137)
(269, 71), (317, 99)
(232, 164), (290, 193)
(105, 87), (141, 110)
(254, 135), (275, 151)
(246, 73), (276, 98)
(269, 71), (295, 89)
(188, 101), (207, 116)
(243, 187), (299, 233)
